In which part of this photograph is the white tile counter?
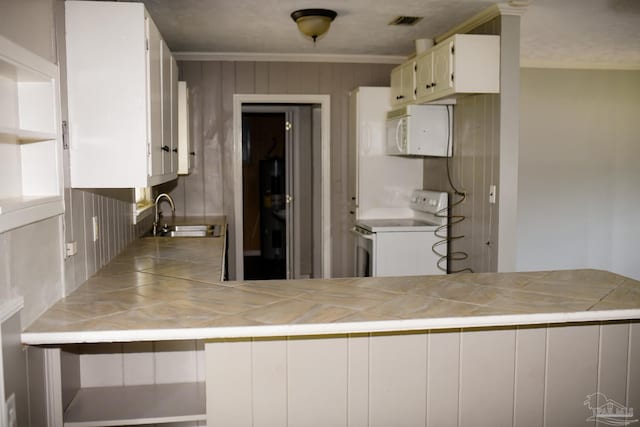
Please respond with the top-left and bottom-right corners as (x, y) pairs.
(21, 231), (640, 345)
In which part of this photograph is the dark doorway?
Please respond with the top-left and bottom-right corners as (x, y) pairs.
(242, 112), (287, 280)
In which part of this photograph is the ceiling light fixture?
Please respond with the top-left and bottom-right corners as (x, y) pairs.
(291, 9), (337, 44)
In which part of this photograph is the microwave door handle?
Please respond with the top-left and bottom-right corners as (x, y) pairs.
(351, 227), (374, 241)
(395, 119), (403, 153)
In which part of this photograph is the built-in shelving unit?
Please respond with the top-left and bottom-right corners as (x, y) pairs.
(28, 345), (206, 427)
(0, 35), (63, 233)
(63, 382), (206, 427)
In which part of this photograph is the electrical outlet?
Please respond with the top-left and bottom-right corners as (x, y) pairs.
(6, 393), (16, 427)
(65, 241), (78, 257)
(92, 216), (99, 242)
(489, 185), (497, 204)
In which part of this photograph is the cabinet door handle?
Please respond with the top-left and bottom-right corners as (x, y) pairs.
(161, 145), (170, 152)
(396, 95), (404, 100)
(172, 148), (178, 153)
(432, 82), (437, 87)
(190, 151), (195, 156)
(426, 84), (431, 89)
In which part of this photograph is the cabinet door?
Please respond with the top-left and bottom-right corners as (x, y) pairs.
(160, 39), (172, 175)
(348, 90), (358, 217)
(432, 41), (453, 95)
(177, 82), (191, 175)
(390, 65), (403, 106)
(170, 56), (179, 174)
(146, 17), (163, 179)
(415, 52), (434, 99)
(400, 61), (416, 103)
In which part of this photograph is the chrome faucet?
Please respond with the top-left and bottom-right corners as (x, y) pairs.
(153, 193), (175, 236)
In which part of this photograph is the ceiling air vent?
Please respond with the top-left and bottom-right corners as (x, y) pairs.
(388, 16), (423, 26)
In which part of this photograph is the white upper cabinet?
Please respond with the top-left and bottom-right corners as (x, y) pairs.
(65, 1), (178, 188)
(390, 61), (416, 107)
(170, 57), (179, 174)
(414, 34), (500, 104)
(177, 81), (192, 175)
(0, 35), (64, 233)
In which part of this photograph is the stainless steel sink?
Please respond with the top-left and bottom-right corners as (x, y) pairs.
(150, 224), (223, 238)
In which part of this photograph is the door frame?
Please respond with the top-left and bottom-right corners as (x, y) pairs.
(233, 94), (331, 280)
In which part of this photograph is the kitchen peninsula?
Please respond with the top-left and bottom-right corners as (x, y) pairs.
(22, 231), (640, 426)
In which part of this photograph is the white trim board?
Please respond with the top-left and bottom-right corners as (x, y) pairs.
(232, 94), (331, 281)
(21, 309), (640, 345)
(520, 60), (640, 70)
(175, 52), (406, 64)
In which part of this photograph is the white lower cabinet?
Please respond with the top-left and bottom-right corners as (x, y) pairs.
(205, 323), (640, 426)
(24, 322), (640, 426)
(28, 342), (205, 427)
(65, 1), (178, 188)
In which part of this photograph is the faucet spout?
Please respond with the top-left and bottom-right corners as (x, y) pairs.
(153, 193), (176, 235)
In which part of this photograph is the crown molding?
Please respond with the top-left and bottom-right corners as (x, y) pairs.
(435, 2), (528, 44)
(521, 59), (640, 71)
(174, 51), (407, 64)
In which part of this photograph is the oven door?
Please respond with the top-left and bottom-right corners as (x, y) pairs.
(351, 226), (375, 277)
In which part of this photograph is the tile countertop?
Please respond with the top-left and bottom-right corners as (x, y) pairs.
(22, 233), (640, 345)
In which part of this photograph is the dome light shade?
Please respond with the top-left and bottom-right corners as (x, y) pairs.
(291, 9), (337, 43)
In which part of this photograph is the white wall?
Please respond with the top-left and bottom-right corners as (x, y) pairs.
(517, 68), (640, 280)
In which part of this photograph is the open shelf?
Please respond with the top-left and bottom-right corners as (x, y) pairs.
(63, 382), (206, 427)
(0, 34), (62, 232)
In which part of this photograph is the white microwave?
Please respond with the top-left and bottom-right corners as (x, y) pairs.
(385, 104), (452, 156)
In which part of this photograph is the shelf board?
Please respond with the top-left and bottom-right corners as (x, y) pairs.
(0, 196), (64, 233)
(0, 126), (56, 143)
(63, 382), (206, 427)
(0, 195), (61, 215)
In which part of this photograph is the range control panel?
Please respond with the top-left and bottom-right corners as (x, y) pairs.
(410, 189), (448, 214)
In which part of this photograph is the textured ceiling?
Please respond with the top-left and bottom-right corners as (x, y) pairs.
(136, 0), (640, 68)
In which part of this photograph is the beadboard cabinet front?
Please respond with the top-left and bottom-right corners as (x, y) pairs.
(65, 1), (178, 188)
(205, 322), (640, 426)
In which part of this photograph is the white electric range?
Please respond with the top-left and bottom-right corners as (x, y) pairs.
(351, 189), (448, 277)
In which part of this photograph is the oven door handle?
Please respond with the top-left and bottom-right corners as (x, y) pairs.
(351, 227), (374, 241)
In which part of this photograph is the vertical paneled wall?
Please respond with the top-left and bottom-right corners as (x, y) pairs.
(62, 189), (148, 297)
(173, 61), (394, 278)
(423, 15), (520, 274)
(206, 322), (640, 427)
